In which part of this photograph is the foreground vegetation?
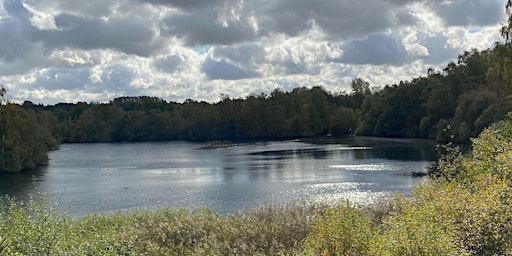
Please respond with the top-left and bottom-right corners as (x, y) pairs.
(2, 118), (512, 255)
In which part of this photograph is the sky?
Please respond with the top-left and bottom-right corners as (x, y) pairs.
(0, 0), (507, 104)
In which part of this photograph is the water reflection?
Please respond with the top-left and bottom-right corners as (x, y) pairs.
(0, 137), (437, 216)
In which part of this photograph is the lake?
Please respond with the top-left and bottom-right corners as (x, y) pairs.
(0, 137), (438, 216)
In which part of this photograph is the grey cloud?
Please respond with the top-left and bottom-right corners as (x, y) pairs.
(387, 0), (421, 6)
(3, 0), (26, 16)
(212, 43), (320, 76)
(162, 0), (416, 47)
(24, 65), (134, 94)
(37, 14), (161, 56)
(280, 58), (310, 75)
(257, 4), (313, 37)
(420, 33), (459, 65)
(2, 1), (164, 58)
(429, 0), (504, 27)
(26, 0), (120, 18)
(97, 65), (135, 92)
(138, 0), (226, 11)
(211, 43), (265, 66)
(395, 9), (419, 26)
(0, 0), (35, 61)
(163, 9), (257, 46)
(259, 0), (404, 39)
(201, 57), (260, 80)
(0, 16), (32, 61)
(34, 67), (91, 90)
(0, 0), (505, 105)
(154, 55), (182, 73)
(336, 34), (408, 66)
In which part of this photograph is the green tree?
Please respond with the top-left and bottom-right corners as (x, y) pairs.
(501, 0), (512, 43)
(351, 78), (371, 95)
(0, 104), (57, 172)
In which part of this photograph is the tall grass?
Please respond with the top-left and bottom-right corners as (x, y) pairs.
(0, 198), (324, 255)
(3, 120), (512, 255)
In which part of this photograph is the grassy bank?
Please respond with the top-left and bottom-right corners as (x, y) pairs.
(3, 119), (512, 255)
(0, 197), (324, 255)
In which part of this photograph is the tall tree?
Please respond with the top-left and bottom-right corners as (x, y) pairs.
(494, 0), (512, 84)
(350, 78), (371, 95)
(501, 0), (512, 43)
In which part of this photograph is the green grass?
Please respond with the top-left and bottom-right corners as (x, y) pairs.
(0, 198), (325, 255)
(4, 119), (512, 255)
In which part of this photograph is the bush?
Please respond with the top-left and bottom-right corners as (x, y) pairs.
(303, 202), (374, 256)
(0, 194), (70, 256)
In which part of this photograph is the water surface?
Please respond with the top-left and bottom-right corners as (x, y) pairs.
(0, 137), (437, 216)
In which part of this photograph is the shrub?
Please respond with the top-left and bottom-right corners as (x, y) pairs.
(0, 194), (70, 256)
(303, 202), (374, 256)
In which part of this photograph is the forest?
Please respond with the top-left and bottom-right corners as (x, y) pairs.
(1, 42), (512, 173)
(3, 0), (512, 173)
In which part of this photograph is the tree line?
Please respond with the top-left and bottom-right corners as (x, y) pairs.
(24, 46), (510, 145)
(2, 45), (511, 173)
(4, 2), (512, 173)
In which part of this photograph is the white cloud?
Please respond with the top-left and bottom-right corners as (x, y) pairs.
(402, 30), (430, 57)
(0, 0), (507, 104)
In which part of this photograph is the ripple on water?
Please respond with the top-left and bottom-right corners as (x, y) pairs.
(328, 164), (399, 172)
(297, 182), (392, 206)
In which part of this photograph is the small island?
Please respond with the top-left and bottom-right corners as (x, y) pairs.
(198, 141), (238, 149)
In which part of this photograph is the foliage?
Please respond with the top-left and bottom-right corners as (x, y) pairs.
(0, 198), (323, 255)
(501, 0), (512, 43)
(358, 48), (512, 142)
(303, 203), (374, 256)
(0, 103), (58, 173)
(371, 191), (469, 256)
(0, 194), (70, 256)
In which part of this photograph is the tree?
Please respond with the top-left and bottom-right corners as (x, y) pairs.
(501, 0), (512, 43)
(351, 78), (371, 95)
(0, 86), (6, 105)
(494, 0), (512, 84)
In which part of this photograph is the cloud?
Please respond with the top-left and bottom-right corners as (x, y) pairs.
(429, 0), (504, 27)
(201, 57), (260, 80)
(0, 0), (34, 61)
(153, 55), (182, 73)
(24, 0), (123, 18)
(257, 0), (412, 39)
(137, 0), (226, 11)
(0, 0), (506, 105)
(420, 33), (459, 64)
(335, 34), (409, 66)
(39, 14), (162, 56)
(162, 8), (258, 46)
(210, 43), (265, 66)
(34, 67), (91, 90)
